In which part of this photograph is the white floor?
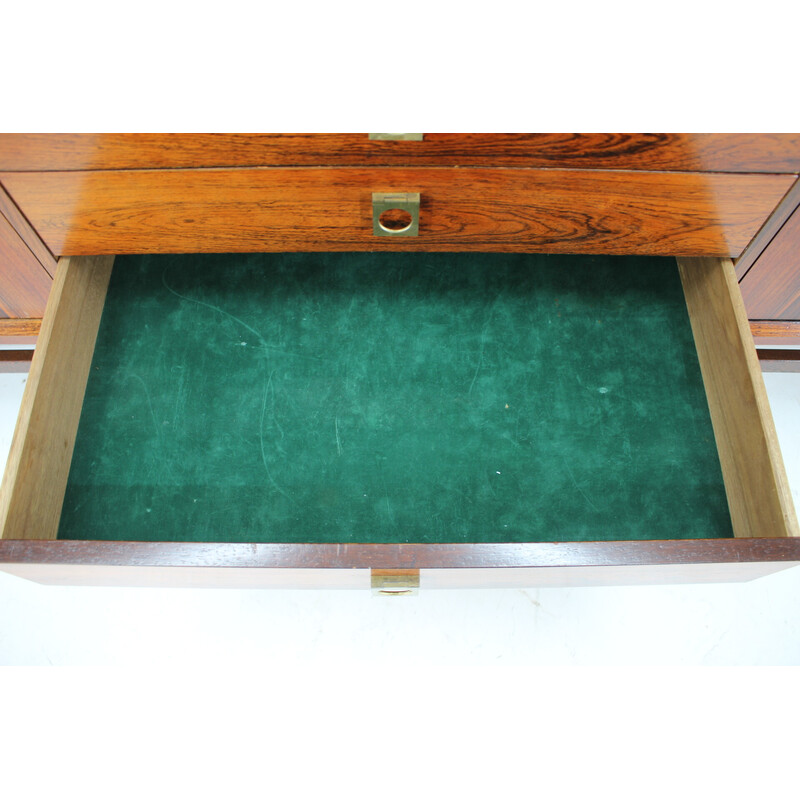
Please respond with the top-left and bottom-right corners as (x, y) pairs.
(1, 370), (800, 666)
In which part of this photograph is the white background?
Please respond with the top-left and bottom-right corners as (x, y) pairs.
(2, 369), (800, 666)
(2, 8), (799, 792)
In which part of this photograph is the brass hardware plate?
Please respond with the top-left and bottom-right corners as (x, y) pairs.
(371, 569), (420, 596)
(372, 192), (420, 237)
(368, 133), (424, 141)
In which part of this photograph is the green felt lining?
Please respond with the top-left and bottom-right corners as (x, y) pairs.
(58, 252), (733, 543)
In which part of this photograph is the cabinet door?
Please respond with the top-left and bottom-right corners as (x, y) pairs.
(740, 204), (800, 320)
(0, 210), (51, 319)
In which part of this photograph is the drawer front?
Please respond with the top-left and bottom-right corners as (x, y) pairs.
(2, 541), (800, 588)
(1, 133), (800, 172)
(0, 167), (793, 257)
(1, 253), (798, 553)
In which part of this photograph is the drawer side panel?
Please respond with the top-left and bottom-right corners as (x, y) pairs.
(0, 256), (113, 540)
(677, 257), (799, 539)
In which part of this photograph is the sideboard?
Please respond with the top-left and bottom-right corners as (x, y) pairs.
(1, 133), (798, 590)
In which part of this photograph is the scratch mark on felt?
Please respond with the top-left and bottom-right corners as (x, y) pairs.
(561, 457), (600, 512)
(260, 369), (294, 503)
(162, 270), (294, 503)
(161, 270), (322, 362)
(468, 294), (502, 396)
(162, 270), (268, 349)
(126, 372), (179, 484)
(128, 373), (160, 440)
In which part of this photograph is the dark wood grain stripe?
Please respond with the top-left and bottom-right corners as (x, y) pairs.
(0, 349), (33, 372)
(758, 349), (800, 372)
(758, 348), (800, 361)
(1, 167), (792, 257)
(0, 349), (33, 362)
(1, 133), (800, 173)
(1, 539), (800, 569)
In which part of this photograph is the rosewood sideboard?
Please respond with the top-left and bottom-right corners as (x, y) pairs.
(0, 133), (799, 591)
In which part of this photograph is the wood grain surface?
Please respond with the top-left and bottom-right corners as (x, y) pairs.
(750, 320), (800, 344)
(0, 256), (113, 541)
(0, 211), (52, 317)
(1, 133), (800, 172)
(677, 257), (799, 539)
(0, 319), (40, 338)
(0, 182), (56, 275)
(0, 167), (792, 257)
(740, 203), (800, 319)
(735, 178), (800, 279)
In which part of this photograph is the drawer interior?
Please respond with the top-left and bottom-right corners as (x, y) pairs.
(54, 251), (733, 544)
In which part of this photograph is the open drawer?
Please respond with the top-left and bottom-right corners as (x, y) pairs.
(0, 251), (798, 590)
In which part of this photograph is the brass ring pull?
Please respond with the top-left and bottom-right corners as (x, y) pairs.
(372, 193), (420, 237)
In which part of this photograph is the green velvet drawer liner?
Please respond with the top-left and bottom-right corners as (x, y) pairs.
(58, 252), (733, 544)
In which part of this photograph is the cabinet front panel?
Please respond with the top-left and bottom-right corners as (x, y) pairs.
(0, 168), (793, 257)
(1, 133), (800, 172)
(0, 183), (56, 276)
(0, 211), (52, 318)
(740, 204), (800, 319)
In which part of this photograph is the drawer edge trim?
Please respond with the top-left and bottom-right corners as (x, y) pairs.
(2, 539), (800, 569)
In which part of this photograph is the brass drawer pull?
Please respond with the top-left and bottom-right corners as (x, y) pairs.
(372, 192), (420, 237)
(371, 569), (420, 596)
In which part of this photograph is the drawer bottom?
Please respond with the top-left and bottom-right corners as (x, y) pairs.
(58, 251), (730, 544)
